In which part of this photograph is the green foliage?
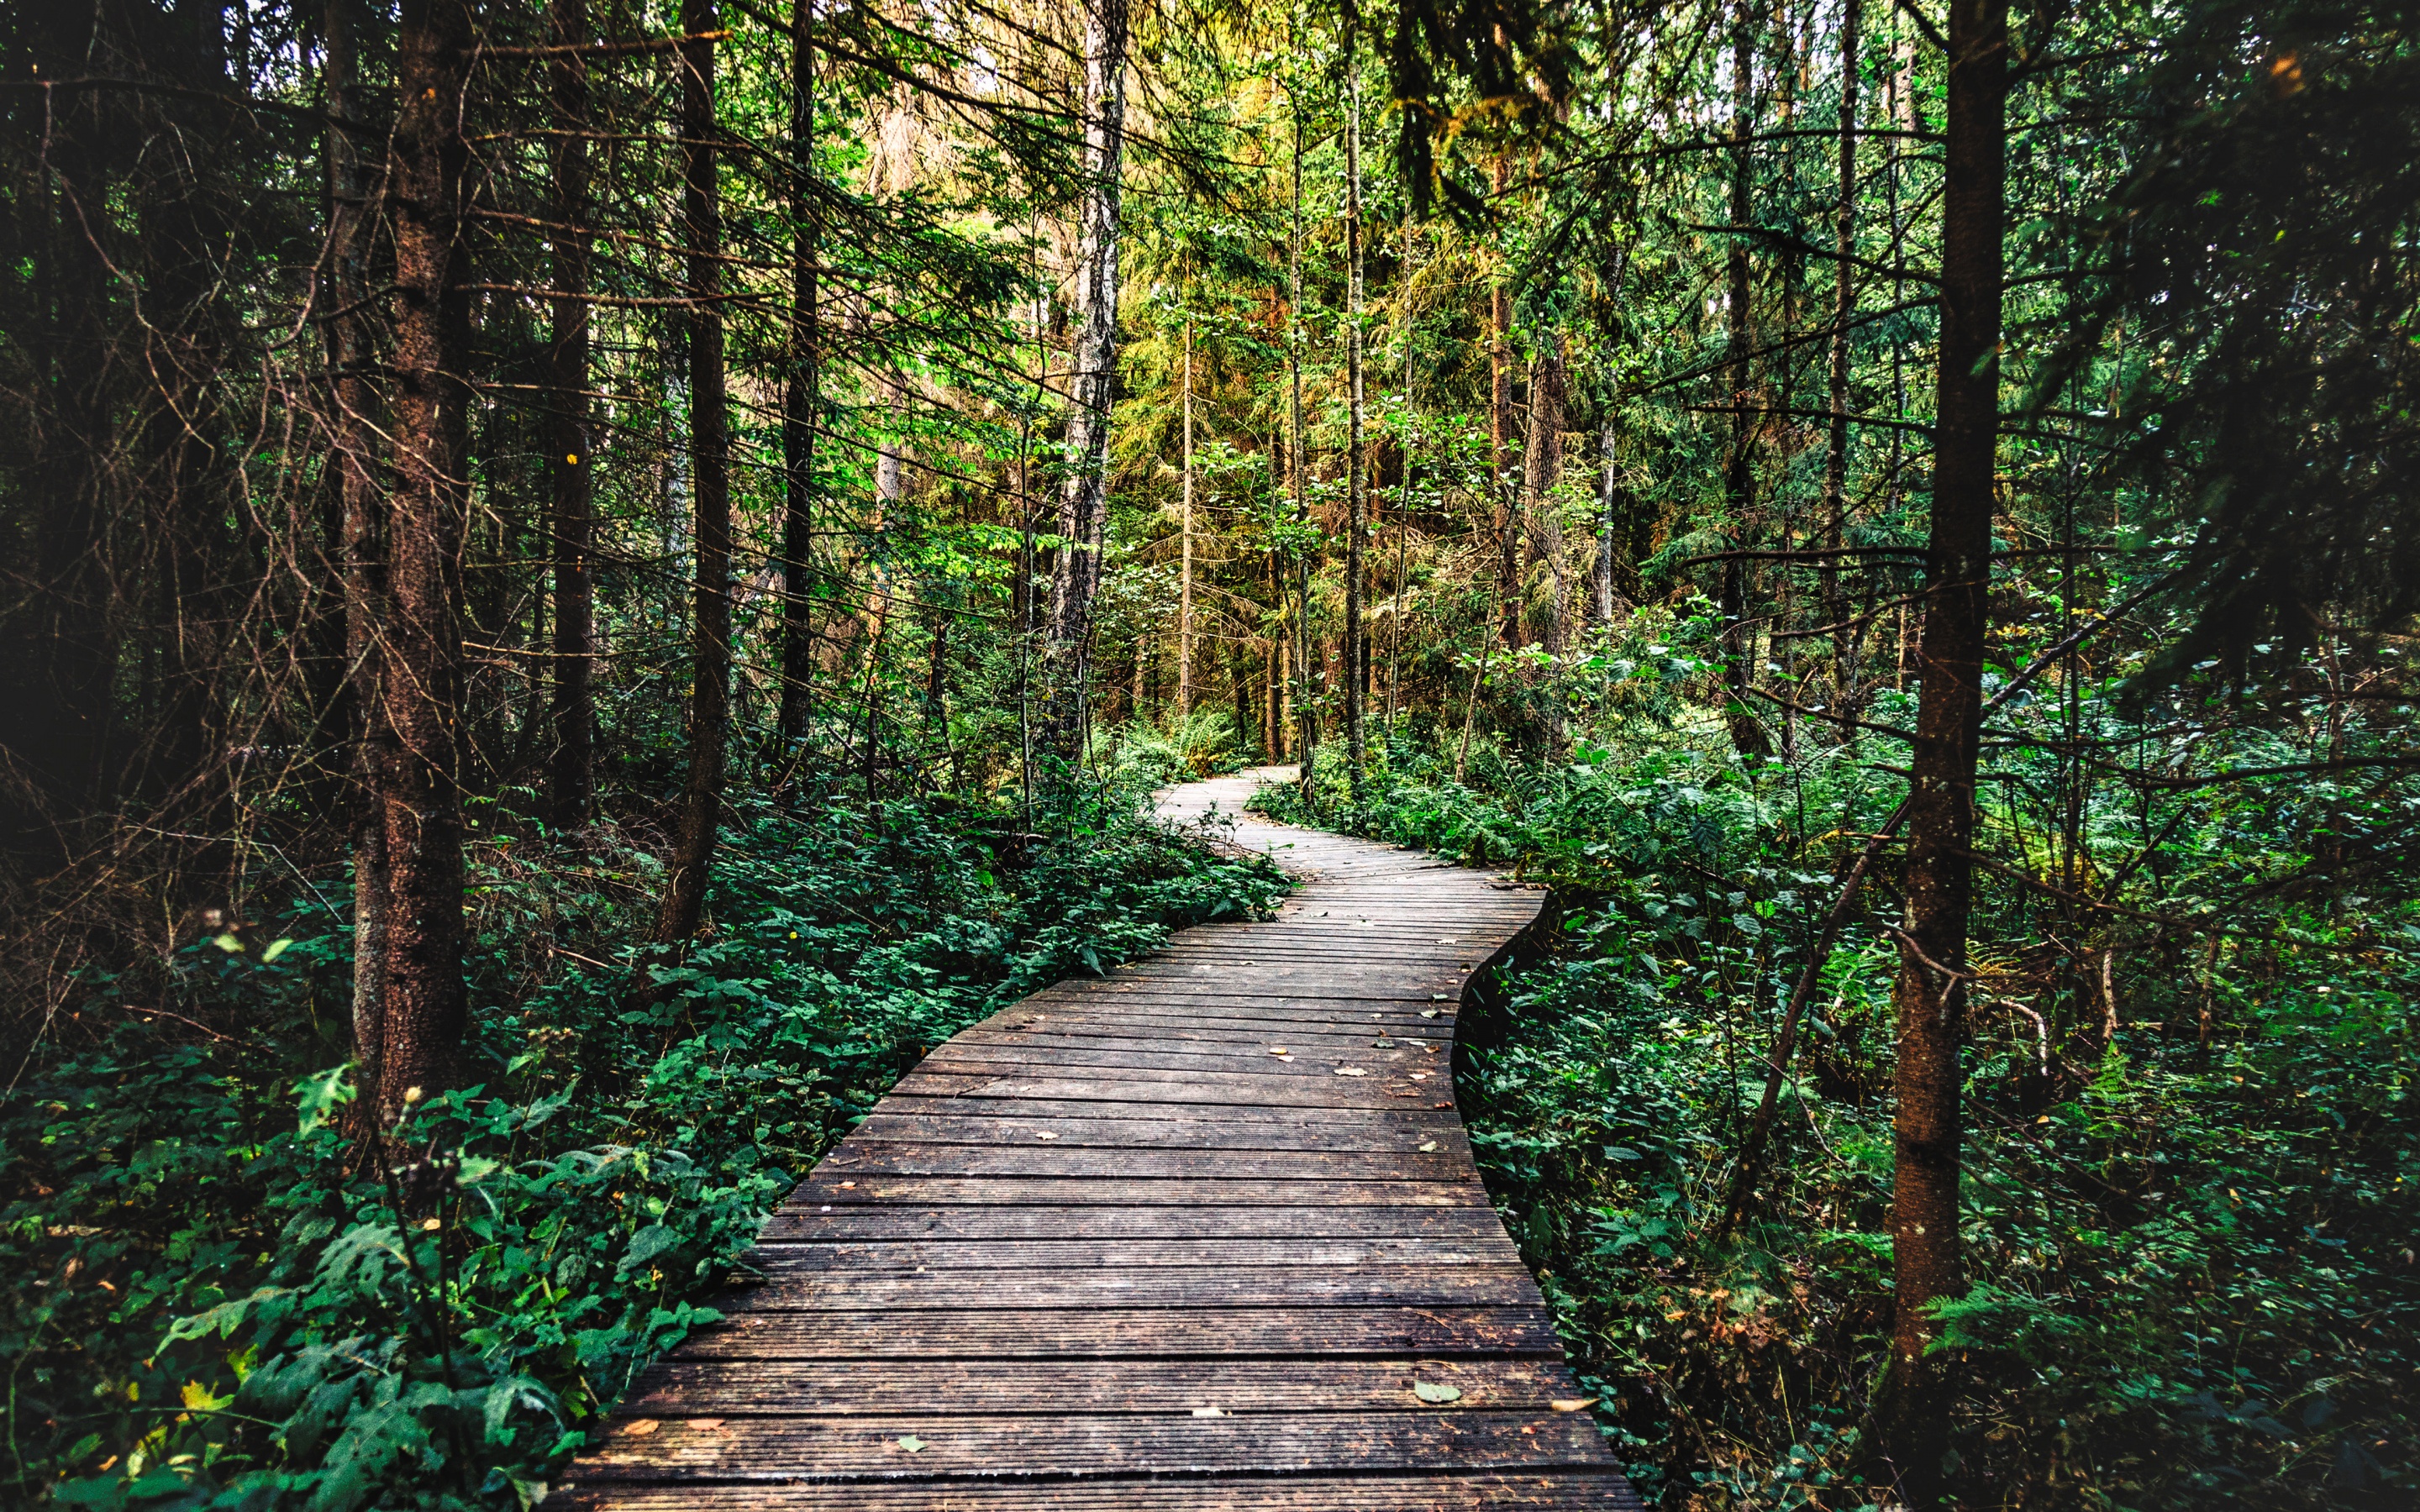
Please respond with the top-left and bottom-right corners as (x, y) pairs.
(3, 787), (1285, 1508)
(1270, 693), (2419, 1506)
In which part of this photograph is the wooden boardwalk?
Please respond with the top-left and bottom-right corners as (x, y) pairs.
(555, 769), (1641, 1510)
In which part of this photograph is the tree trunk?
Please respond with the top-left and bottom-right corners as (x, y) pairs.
(1593, 422), (1621, 623)
(1823, 0), (1862, 732)
(779, 0), (821, 748)
(326, 0), (390, 1133)
(1522, 333), (1567, 654)
(375, 0), (476, 1127)
(1042, 0), (1129, 769)
(548, 0), (596, 828)
(655, 0), (732, 946)
(1722, 0), (1772, 758)
(1343, 39), (1365, 795)
(1881, 0), (2006, 1499)
(1178, 319), (1194, 718)
(1489, 159), (1518, 649)
(1287, 89), (1315, 796)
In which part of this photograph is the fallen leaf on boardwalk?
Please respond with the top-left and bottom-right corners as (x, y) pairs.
(839, 1181), (856, 1189)
(1420, 1010), (1439, 1018)
(1549, 1398), (1598, 1413)
(1412, 1382), (1463, 1404)
(1418, 1141), (1439, 1152)
(685, 1419), (725, 1431)
(896, 1435), (927, 1452)
(1434, 1102), (1452, 1109)
(1035, 1131), (1060, 1140)
(1191, 1406), (1228, 1417)
(1411, 1073), (1430, 1081)
(1334, 1066), (1368, 1077)
(620, 1420), (659, 1437)
(1267, 1047), (1288, 1055)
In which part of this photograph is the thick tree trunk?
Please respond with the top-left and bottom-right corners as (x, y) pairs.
(655, 0), (732, 945)
(779, 0), (820, 748)
(1343, 45), (1365, 795)
(1043, 0), (1129, 769)
(1823, 0), (1863, 732)
(375, 0), (477, 1126)
(548, 0), (596, 828)
(1722, 0), (1772, 758)
(1881, 0), (2006, 1500)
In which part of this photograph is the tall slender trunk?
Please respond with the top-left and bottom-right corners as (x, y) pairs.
(1881, 0), (2006, 1499)
(779, 0), (820, 747)
(655, 0), (731, 945)
(1594, 422), (1620, 622)
(327, 0), (389, 1127)
(1178, 318), (1194, 718)
(1522, 333), (1567, 654)
(1343, 39), (1365, 794)
(1721, 0), (1772, 758)
(376, 0), (476, 1126)
(548, 0), (595, 827)
(1287, 88), (1314, 795)
(1823, 0), (1862, 732)
(1489, 158), (1518, 649)
(1043, 0), (1130, 768)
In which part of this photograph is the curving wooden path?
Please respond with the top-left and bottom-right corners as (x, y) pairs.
(554, 769), (1641, 1510)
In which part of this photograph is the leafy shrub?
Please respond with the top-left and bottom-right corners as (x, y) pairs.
(3, 783), (1285, 1509)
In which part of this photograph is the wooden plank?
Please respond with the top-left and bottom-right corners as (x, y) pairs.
(756, 1205), (1507, 1242)
(778, 1177), (1491, 1208)
(869, 1095), (1463, 1128)
(885, 1074), (1465, 1113)
(552, 1473), (1644, 1512)
(848, 1112), (1468, 1152)
(677, 1305), (1565, 1358)
(812, 1147), (1469, 1181)
(744, 1235), (1521, 1270)
(570, 1409), (1612, 1483)
(720, 1263), (1544, 1311)
(617, 1357), (1583, 1415)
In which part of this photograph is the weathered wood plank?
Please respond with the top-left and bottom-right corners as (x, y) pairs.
(745, 1235), (1521, 1270)
(618, 1357), (1582, 1415)
(677, 1305), (1565, 1358)
(756, 1205), (1507, 1242)
(778, 1176), (1491, 1208)
(571, 1410), (1610, 1483)
(552, 1471), (1644, 1510)
(720, 1263), (1544, 1311)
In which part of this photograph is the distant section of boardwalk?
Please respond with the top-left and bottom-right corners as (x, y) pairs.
(553, 769), (1643, 1510)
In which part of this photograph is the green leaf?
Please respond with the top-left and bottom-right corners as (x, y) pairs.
(896, 1434), (927, 1452)
(1412, 1381), (1462, 1404)
(260, 937), (295, 963)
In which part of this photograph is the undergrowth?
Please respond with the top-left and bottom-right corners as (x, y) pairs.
(3, 782), (1285, 1509)
(1255, 686), (2418, 1508)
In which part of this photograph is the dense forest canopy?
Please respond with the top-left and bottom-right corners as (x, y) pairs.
(2, 0), (2415, 1506)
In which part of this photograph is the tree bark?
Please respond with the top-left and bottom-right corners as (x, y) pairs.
(1489, 160), (1518, 649)
(1593, 422), (1621, 624)
(1522, 333), (1567, 654)
(1881, 0), (2006, 1499)
(655, 0), (732, 945)
(1179, 318), (1194, 718)
(548, 0), (596, 828)
(326, 0), (390, 1132)
(1823, 0), (1863, 732)
(1343, 39), (1366, 795)
(1722, 0), (1773, 758)
(1287, 87), (1315, 797)
(779, 0), (820, 748)
(375, 0), (477, 1126)
(1042, 0), (1129, 769)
